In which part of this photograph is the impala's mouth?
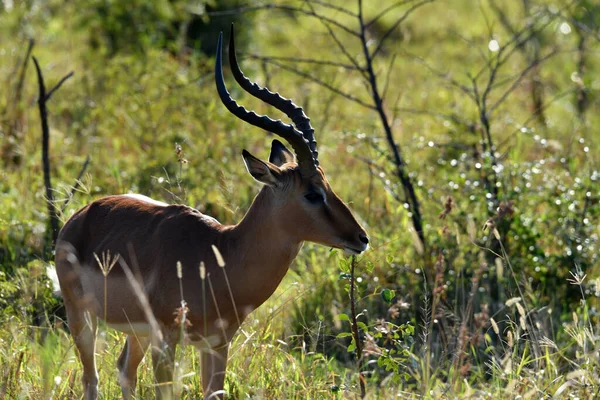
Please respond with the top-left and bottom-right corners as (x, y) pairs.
(344, 247), (363, 255)
(343, 244), (369, 255)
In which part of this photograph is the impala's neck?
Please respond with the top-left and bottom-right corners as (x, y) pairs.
(223, 187), (302, 307)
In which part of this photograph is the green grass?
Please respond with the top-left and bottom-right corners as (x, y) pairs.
(1, 0), (600, 398)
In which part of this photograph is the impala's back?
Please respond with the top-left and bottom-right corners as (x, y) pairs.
(55, 195), (224, 330)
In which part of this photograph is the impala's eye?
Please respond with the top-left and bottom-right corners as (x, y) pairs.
(304, 191), (324, 204)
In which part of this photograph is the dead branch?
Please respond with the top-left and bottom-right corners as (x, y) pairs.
(254, 55), (375, 109)
(242, 53), (363, 71)
(366, 0), (418, 28)
(370, 0), (435, 60)
(304, 1), (368, 80)
(32, 56), (74, 249)
(206, 4), (360, 37)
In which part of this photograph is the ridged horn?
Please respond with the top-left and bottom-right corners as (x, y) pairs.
(215, 31), (318, 178)
(227, 24), (319, 167)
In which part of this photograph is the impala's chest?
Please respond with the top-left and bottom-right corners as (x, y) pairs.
(227, 241), (304, 310)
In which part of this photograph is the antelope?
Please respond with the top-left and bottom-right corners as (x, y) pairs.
(55, 26), (369, 400)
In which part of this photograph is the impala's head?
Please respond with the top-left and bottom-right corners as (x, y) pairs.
(216, 26), (369, 254)
(241, 140), (369, 254)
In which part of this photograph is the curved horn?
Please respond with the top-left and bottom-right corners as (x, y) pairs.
(227, 25), (319, 167)
(215, 32), (318, 177)
(228, 25), (318, 166)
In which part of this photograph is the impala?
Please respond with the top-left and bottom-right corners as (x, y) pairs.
(55, 26), (368, 400)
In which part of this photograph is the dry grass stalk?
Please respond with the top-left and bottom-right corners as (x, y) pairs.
(211, 245), (240, 327)
(94, 250), (119, 322)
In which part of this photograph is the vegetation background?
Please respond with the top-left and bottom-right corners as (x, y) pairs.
(0, 0), (599, 398)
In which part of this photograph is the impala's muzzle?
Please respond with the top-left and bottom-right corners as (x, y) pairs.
(343, 231), (369, 255)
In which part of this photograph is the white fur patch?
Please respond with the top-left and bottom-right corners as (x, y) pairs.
(122, 194), (168, 207)
(46, 264), (61, 295)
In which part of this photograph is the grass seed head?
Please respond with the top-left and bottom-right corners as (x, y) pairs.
(211, 245), (226, 267)
(176, 261), (183, 279)
(199, 262), (206, 280)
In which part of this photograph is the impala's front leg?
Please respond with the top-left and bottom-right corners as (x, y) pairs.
(118, 335), (149, 399)
(201, 343), (229, 399)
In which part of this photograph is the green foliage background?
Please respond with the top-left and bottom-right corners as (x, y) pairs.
(0, 0), (599, 398)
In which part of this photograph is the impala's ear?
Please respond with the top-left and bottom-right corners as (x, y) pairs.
(268, 139), (295, 166)
(242, 149), (280, 186)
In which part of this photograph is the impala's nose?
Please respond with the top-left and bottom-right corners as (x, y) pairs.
(359, 233), (369, 245)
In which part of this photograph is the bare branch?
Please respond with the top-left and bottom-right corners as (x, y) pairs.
(489, 1), (518, 37)
(243, 53), (363, 71)
(304, 1), (368, 80)
(358, 0), (425, 248)
(366, 0), (418, 28)
(302, 0), (357, 17)
(12, 38), (35, 115)
(259, 57), (375, 109)
(371, 0), (434, 60)
(205, 4), (360, 37)
(381, 53), (397, 101)
(404, 51), (475, 101)
(45, 71), (74, 102)
(488, 50), (558, 115)
(32, 56), (60, 247)
(393, 107), (477, 131)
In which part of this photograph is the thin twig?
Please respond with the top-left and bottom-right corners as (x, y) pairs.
(366, 0), (417, 28)
(488, 50), (558, 115)
(243, 53), (363, 71)
(381, 53), (397, 101)
(370, 0), (435, 60)
(61, 155), (91, 213)
(349, 256), (366, 398)
(302, 0), (357, 17)
(10, 38), (35, 119)
(259, 57), (375, 109)
(45, 71), (74, 102)
(304, 1), (368, 80)
(393, 106), (476, 131)
(205, 4), (360, 37)
(404, 50), (475, 100)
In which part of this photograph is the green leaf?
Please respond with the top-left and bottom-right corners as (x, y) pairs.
(338, 258), (350, 273)
(347, 341), (356, 353)
(357, 321), (368, 332)
(336, 332), (353, 339)
(381, 288), (396, 304)
(338, 313), (350, 322)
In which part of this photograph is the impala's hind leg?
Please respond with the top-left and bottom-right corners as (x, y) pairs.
(66, 305), (99, 400)
(151, 337), (176, 399)
(201, 344), (229, 400)
(118, 335), (149, 399)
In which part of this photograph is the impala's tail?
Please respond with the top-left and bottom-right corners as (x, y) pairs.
(46, 263), (62, 297)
